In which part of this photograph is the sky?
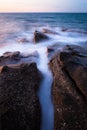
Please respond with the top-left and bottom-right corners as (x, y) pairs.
(0, 0), (87, 12)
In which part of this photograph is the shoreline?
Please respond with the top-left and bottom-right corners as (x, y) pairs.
(0, 29), (87, 130)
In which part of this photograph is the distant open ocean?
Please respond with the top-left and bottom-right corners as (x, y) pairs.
(0, 13), (87, 51)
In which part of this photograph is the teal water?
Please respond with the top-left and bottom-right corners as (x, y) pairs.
(0, 13), (87, 44)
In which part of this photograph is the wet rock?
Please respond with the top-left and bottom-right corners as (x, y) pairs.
(47, 47), (54, 53)
(33, 30), (49, 43)
(61, 28), (87, 34)
(50, 45), (87, 130)
(0, 51), (39, 66)
(0, 51), (22, 66)
(17, 38), (29, 43)
(42, 28), (58, 35)
(47, 43), (65, 59)
(60, 45), (87, 99)
(0, 63), (41, 130)
(3, 51), (21, 58)
(47, 43), (62, 53)
(64, 45), (87, 57)
(61, 28), (68, 32)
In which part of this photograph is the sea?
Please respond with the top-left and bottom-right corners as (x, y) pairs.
(0, 13), (87, 46)
(0, 13), (87, 130)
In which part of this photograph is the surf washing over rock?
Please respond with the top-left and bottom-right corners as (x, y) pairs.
(0, 27), (87, 130)
(0, 13), (87, 130)
(0, 40), (55, 130)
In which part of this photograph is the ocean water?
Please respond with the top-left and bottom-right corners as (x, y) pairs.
(0, 13), (87, 45)
(0, 13), (87, 130)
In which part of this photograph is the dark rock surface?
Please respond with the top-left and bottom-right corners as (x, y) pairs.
(0, 62), (41, 130)
(0, 51), (22, 66)
(50, 44), (87, 130)
(33, 30), (49, 43)
(0, 51), (39, 66)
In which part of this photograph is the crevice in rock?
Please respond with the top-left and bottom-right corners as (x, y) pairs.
(62, 67), (87, 102)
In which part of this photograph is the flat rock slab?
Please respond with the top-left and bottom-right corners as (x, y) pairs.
(50, 44), (87, 130)
(0, 63), (41, 130)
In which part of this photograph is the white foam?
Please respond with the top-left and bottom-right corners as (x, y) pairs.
(0, 27), (87, 130)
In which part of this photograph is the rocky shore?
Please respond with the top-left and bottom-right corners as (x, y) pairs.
(50, 44), (87, 130)
(0, 30), (87, 130)
(0, 52), (42, 130)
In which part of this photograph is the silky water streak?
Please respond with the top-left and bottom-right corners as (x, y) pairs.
(37, 47), (54, 130)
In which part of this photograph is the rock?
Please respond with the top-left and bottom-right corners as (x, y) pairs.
(61, 28), (68, 32)
(47, 47), (54, 53)
(47, 43), (64, 59)
(61, 45), (87, 66)
(60, 45), (87, 99)
(33, 30), (49, 43)
(50, 45), (87, 130)
(47, 46), (56, 59)
(0, 51), (22, 66)
(17, 38), (29, 43)
(3, 51), (21, 58)
(64, 45), (87, 57)
(61, 28), (87, 34)
(47, 43), (63, 53)
(0, 51), (39, 66)
(0, 63), (42, 130)
(42, 28), (58, 35)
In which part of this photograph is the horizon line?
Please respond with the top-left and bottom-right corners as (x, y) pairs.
(0, 11), (87, 13)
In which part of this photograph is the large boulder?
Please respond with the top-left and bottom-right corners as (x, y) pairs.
(33, 30), (49, 43)
(50, 45), (87, 130)
(0, 63), (41, 130)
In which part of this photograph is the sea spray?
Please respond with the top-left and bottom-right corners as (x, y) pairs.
(0, 43), (54, 130)
(0, 13), (87, 130)
(0, 24), (87, 130)
(37, 47), (54, 130)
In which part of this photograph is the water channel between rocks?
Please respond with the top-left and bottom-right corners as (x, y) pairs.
(0, 39), (55, 130)
(37, 47), (54, 130)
